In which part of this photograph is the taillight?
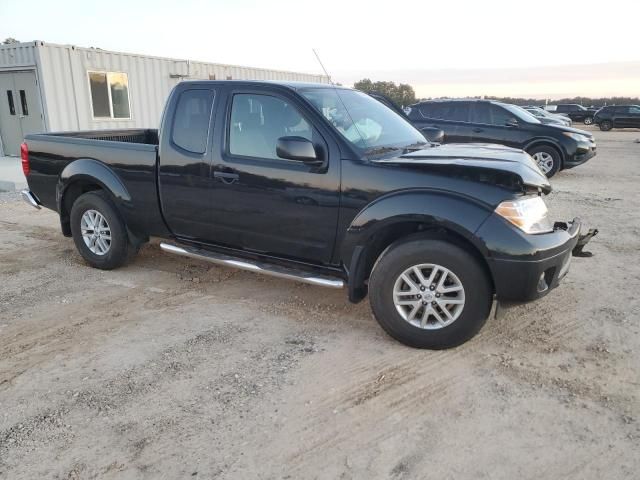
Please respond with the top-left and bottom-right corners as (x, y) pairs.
(20, 142), (30, 176)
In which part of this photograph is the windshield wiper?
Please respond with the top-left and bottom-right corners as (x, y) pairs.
(364, 146), (402, 157)
(402, 142), (429, 153)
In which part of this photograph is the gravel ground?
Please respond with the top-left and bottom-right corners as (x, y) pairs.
(1, 127), (639, 479)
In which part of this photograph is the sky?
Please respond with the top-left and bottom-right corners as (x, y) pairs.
(2, 0), (639, 99)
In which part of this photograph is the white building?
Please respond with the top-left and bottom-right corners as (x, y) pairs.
(0, 41), (328, 155)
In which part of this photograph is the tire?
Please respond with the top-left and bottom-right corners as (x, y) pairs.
(369, 238), (492, 349)
(584, 116), (593, 125)
(70, 191), (135, 270)
(599, 120), (612, 131)
(527, 144), (561, 178)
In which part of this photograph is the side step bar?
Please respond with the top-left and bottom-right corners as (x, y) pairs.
(160, 242), (345, 289)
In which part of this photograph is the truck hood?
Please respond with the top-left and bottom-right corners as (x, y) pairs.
(373, 143), (552, 194)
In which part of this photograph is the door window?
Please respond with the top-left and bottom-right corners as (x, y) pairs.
(443, 103), (470, 122)
(19, 90), (28, 115)
(229, 94), (312, 160)
(6, 91), (15, 115)
(171, 89), (214, 154)
(470, 103), (514, 125)
(470, 103), (491, 124)
(489, 105), (514, 125)
(419, 103), (444, 119)
(629, 106), (640, 115)
(420, 102), (469, 122)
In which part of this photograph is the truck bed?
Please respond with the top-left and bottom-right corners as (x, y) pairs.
(44, 129), (159, 145)
(24, 128), (165, 239)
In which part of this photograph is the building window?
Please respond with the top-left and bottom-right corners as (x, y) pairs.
(88, 71), (131, 119)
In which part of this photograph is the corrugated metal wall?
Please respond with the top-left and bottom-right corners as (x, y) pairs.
(1, 41), (328, 133)
(0, 42), (38, 69)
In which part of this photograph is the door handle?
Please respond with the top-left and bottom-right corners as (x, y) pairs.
(214, 171), (239, 184)
(473, 127), (484, 133)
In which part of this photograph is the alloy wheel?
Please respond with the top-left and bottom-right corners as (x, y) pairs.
(393, 263), (465, 330)
(81, 209), (111, 255)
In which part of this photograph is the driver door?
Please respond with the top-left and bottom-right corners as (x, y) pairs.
(207, 88), (340, 264)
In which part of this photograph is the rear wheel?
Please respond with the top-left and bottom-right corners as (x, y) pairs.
(70, 191), (135, 269)
(528, 144), (561, 178)
(599, 120), (612, 131)
(584, 116), (593, 125)
(369, 238), (492, 349)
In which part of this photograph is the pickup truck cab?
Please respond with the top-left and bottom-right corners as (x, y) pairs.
(21, 80), (595, 349)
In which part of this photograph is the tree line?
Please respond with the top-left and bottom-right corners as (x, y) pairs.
(483, 96), (640, 108)
(352, 78), (638, 108)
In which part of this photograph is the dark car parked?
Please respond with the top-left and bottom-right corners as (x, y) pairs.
(593, 105), (640, 131)
(406, 99), (596, 177)
(546, 104), (598, 125)
(21, 81), (595, 349)
(366, 91), (444, 143)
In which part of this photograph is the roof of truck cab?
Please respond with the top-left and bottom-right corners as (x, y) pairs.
(180, 79), (347, 90)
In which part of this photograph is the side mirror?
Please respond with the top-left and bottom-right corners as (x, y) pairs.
(505, 118), (519, 127)
(419, 126), (445, 144)
(276, 136), (321, 164)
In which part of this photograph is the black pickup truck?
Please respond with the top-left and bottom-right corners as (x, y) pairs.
(20, 80), (595, 349)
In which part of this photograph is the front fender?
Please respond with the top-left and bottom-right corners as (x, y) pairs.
(57, 158), (132, 213)
(340, 189), (494, 265)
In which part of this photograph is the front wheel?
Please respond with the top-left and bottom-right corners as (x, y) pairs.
(584, 116), (593, 125)
(369, 238), (492, 349)
(528, 145), (561, 178)
(70, 191), (136, 270)
(599, 120), (612, 131)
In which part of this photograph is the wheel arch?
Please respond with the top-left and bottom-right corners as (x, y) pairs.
(341, 190), (495, 303)
(57, 159), (132, 237)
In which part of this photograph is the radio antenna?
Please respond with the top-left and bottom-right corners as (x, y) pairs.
(313, 49), (334, 85)
(311, 48), (366, 148)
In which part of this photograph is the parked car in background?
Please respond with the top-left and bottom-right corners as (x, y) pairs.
(367, 91), (444, 143)
(20, 80), (595, 349)
(523, 106), (572, 126)
(545, 104), (598, 125)
(406, 99), (596, 177)
(593, 105), (640, 131)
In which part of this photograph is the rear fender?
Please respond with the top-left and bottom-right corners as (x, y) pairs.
(57, 158), (133, 234)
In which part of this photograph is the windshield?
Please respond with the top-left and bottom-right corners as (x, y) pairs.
(300, 88), (427, 154)
(502, 104), (541, 124)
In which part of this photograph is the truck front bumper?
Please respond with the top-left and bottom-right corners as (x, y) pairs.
(478, 216), (595, 303)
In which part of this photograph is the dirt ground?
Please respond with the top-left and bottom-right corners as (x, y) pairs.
(1, 127), (639, 479)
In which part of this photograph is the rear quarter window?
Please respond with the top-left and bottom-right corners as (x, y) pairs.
(171, 89), (215, 154)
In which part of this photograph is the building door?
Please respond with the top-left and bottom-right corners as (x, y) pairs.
(0, 71), (44, 156)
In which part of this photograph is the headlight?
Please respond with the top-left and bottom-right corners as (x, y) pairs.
(495, 196), (554, 234)
(562, 131), (589, 142)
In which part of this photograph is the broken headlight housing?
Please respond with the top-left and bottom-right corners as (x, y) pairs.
(495, 196), (554, 234)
